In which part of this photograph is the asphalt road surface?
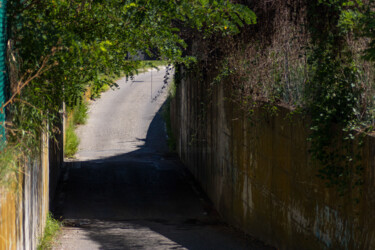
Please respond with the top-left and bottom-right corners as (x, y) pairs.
(52, 67), (273, 250)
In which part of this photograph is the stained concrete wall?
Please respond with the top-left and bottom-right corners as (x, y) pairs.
(171, 69), (375, 249)
(0, 132), (50, 250)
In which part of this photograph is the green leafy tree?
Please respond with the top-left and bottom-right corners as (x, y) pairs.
(4, 0), (255, 150)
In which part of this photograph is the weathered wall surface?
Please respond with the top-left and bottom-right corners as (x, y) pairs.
(171, 69), (375, 250)
(0, 133), (50, 250)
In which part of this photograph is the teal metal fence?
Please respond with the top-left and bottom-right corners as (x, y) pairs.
(0, 0), (6, 148)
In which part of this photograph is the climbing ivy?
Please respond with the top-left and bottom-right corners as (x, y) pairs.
(305, 0), (366, 195)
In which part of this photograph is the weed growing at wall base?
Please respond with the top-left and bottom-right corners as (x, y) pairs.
(163, 79), (177, 152)
(64, 119), (79, 158)
(72, 101), (89, 125)
(37, 213), (61, 250)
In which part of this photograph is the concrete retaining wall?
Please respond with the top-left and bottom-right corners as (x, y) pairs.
(0, 133), (50, 250)
(171, 69), (375, 249)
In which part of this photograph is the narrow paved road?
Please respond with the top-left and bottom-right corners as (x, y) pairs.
(53, 68), (273, 250)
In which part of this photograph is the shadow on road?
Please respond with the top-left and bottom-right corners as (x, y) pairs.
(52, 105), (273, 250)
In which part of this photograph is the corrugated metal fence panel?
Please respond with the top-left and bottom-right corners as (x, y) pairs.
(0, 0), (6, 147)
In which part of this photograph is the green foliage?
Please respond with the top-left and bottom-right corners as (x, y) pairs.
(0, 0), (257, 184)
(4, 0), (255, 155)
(306, 0), (365, 195)
(139, 60), (168, 72)
(360, 1), (375, 61)
(72, 101), (88, 125)
(0, 144), (20, 187)
(37, 213), (61, 250)
(175, 0), (256, 36)
(168, 78), (177, 99)
(163, 79), (177, 151)
(205, 0), (371, 196)
(98, 84), (110, 93)
(64, 119), (79, 158)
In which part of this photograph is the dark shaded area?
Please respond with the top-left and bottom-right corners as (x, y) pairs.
(49, 110), (65, 207)
(52, 106), (273, 250)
